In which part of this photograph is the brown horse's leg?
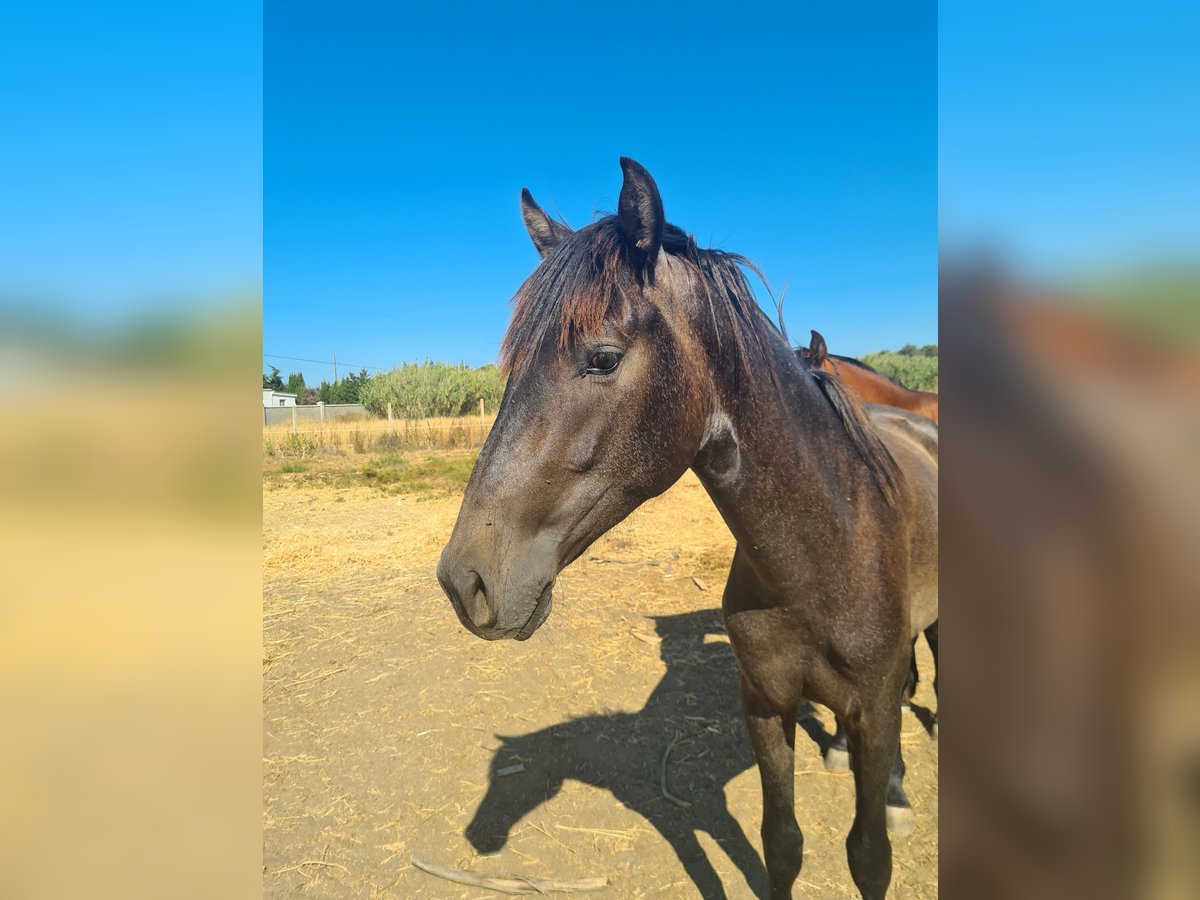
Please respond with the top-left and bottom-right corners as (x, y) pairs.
(740, 679), (802, 900)
(902, 637), (919, 706)
(843, 696), (901, 900)
(825, 715), (850, 771)
(828, 716), (915, 836)
(924, 621), (939, 739)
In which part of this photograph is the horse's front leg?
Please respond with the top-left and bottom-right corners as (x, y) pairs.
(843, 691), (903, 900)
(740, 678), (803, 900)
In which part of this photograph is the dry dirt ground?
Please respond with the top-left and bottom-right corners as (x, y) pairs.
(264, 452), (938, 898)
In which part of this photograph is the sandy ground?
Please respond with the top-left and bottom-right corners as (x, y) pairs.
(263, 460), (937, 898)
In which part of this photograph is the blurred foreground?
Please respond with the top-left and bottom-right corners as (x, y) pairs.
(941, 262), (1200, 899)
(0, 301), (263, 899)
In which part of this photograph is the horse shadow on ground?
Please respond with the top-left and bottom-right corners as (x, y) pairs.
(465, 608), (848, 899)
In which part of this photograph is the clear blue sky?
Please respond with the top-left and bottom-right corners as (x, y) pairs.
(940, 3), (1200, 277)
(1, 1), (262, 318)
(5, 4), (1194, 386)
(265, 2), (937, 385)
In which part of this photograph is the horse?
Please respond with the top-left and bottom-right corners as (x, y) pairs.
(437, 158), (939, 899)
(796, 331), (940, 767)
(810, 407), (939, 775)
(799, 330), (939, 424)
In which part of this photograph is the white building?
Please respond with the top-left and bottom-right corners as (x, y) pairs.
(263, 389), (297, 408)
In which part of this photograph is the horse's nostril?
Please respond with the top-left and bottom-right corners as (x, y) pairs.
(462, 572), (497, 629)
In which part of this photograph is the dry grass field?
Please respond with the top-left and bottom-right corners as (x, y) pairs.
(264, 414), (496, 457)
(263, 449), (938, 898)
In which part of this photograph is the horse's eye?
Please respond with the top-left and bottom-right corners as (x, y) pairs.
(585, 349), (622, 375)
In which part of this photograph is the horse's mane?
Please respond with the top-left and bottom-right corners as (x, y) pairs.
(829, 353), (877, 374)
(831, 353), (917, 393)
(808, 370), (902, 503)
(501, 215), (901, 503)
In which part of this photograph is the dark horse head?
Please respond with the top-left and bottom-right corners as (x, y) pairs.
(437, 157), (781, 639)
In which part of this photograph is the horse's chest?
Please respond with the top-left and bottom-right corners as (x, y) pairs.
(723, 607), (824, 713)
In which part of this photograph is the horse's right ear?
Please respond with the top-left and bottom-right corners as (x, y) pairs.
(521, 188), (572, 258)
(808, 330), (828, 367)
(617, 156), (664, 266)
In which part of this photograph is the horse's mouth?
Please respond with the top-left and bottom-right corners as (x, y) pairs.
(515, 585), (554, 641)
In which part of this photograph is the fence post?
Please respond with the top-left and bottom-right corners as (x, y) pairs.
(479, 398), (485, 445)
(318, 401), (326, 422)
(387, 402), (395, 435)
(291, 405), (298, 434)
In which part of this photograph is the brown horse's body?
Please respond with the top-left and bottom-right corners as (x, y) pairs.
(438, 160), (938, 899)
(801, 331), (939, 424)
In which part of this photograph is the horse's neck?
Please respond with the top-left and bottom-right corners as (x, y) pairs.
(840, 363), (911, 405)
(691, 341), (871, 592)
(838, 363), (938, 423)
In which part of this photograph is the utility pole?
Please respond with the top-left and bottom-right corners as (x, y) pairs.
(332, 352), (337, 382)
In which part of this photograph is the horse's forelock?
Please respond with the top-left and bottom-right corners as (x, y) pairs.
(500, 220), (635, 375)
(500, 216), (779, 390)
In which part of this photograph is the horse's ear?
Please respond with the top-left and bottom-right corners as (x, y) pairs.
(617, 156), (664, 265)
(520, 188), (572, 259)
(808, 330), (828, 368)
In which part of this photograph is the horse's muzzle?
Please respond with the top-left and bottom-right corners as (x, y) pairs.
(437, 552), (555, 641)
(515, 584), (553, 640)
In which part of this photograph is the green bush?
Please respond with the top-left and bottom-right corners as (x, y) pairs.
(270, 432), (320, 458)
(860, 350), (939, 392)
(360, 360), (506, 419)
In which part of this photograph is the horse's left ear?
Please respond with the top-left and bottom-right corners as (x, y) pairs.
(617, 157), (664, 265)
(521, 188), (573, 258)
(808, 330), (828, 367)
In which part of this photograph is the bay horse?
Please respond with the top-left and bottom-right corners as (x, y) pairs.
(438, 158), (939, 899)
(800, 330), (939, 424)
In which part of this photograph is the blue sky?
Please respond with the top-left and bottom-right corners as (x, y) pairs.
(265, 2), (937, 384)
(5, 4), (1194, 388)
(0, 2), (262, 317)
(940, 3), (1200, 276)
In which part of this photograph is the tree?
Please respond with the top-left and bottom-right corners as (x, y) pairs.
(285, 371), (306, 398)
(317, 368), (371, 405)
(263, 366), (284, 390)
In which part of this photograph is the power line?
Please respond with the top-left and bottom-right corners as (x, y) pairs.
(263, 353), (389, 372)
